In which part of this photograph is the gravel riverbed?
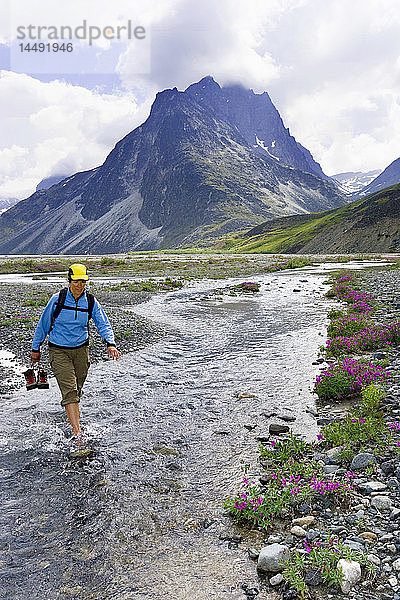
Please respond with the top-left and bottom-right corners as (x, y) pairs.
(235, 267), (400, 600)
(1, 266), (400, 600)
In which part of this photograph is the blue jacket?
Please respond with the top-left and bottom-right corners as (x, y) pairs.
(32, 288), (116, 351)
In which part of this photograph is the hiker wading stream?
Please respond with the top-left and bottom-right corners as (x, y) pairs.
(1, 269), (333, 600)
(29, 264), (121, 446)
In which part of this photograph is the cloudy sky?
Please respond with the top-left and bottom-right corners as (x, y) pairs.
(1, 0), (399, 200)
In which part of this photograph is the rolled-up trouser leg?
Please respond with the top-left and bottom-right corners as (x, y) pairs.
(74, 346), (90, 399)
(49, 346), (90, 406)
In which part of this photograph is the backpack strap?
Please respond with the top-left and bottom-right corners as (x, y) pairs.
(49, 287), (68, 333)
(49, 288), (95, 333)
(86, 292), (95, 323)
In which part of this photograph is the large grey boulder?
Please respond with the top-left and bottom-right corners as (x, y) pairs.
(357, 481), (387, 495)
(371, 496), (392, 511)
(257, 543), (290, 572)
(337, 559), (361, 594)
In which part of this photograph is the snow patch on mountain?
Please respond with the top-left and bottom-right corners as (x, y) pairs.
(254, 135), (280, 161)
(331, 170), (381, 194)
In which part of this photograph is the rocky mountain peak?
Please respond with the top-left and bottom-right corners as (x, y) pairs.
(0, 76), (344, 254)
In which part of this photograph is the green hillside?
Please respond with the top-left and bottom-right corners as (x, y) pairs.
(217, 183), (400, 254)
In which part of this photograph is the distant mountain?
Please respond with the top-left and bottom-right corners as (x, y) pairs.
(0, 76), (345, 254)
(225, 183), (400, 254)
(355, 157), (400, 198)
(331, 170), (381, 195)
(36, 174), (70, 191)
(0, 198), (19, 215)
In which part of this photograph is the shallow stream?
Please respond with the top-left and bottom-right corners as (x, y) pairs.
(0, 268), (345, 599)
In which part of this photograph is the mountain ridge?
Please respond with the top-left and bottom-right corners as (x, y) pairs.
(223, 183), (400, 254)
(0, 76), (345, 254)
(354, 157), (400, 198)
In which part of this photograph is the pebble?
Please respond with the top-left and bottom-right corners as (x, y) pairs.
(267, 534), (283, 544)
(269, 573), (284, 586)
(247, 548), (259, 560)
(277, 414), (296, 422)
(292, 516), (315, 527)
(290, 526), (307, 538)
(357, 481), (387, 495)
(257, 544), (290, 573)
(326, 446), (343, 457)
(393, 558), (400, 572)
(359, 532), (377, 542)
(343, 539), (364, 552)
(367, 554), (381, 566)
(350, 453), (377, 471)
(269, 423), (290, 434)
(306, 529), (321, 541)
(304, 569), (323, 586)
(323, 465), (339, 474)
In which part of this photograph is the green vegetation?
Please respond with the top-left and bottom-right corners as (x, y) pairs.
(109, 278), (184, 293)
(259, 432), (308, 464)
(0, 258), (71, 274)
(263, 257), (316, 271)
(225, 432), (352, 530)
(0, 311), (36, 327)
(318, 384), (391, 463)
(211, 182), (400, 253)
(283, 537), (374, 600)
(320, 271), (400, 359)
(314, 357), (390, 399)
(221, 210), (341, 253)
(23, 292), (52, 307)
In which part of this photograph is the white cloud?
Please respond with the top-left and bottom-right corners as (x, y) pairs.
(0, 71), (148, 199)
(117, 0), (292, 92)
(2, 0), (400, 196)
(117, 0), (400, 174)
(261, 0), (400, 172)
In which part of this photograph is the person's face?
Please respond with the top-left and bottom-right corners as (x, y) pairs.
(70, 278), (87, 297)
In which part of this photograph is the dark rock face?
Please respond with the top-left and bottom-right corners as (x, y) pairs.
(0, 76), (345, 254)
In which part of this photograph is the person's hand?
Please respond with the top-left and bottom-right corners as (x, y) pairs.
(31, 350), (41, 363)
(108, 346), (121, 360)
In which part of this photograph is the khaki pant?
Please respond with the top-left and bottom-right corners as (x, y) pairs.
(49, 345), (90, 406)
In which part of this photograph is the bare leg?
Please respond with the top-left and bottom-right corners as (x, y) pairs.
(65, 403), (81, 435)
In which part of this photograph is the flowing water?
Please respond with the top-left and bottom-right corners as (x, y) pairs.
(1, 269), (338, 599)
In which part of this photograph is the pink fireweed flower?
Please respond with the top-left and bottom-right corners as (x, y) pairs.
(317, 434), (323, 440)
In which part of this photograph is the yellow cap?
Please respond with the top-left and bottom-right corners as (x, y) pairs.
(69, 263), (89, 281)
